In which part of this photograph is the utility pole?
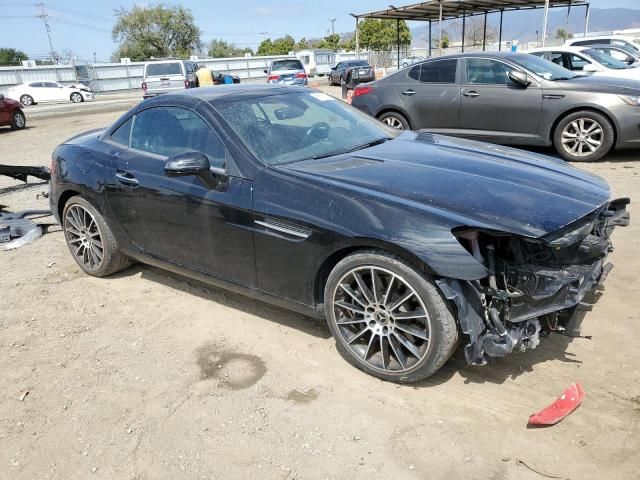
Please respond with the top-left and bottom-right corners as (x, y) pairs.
(329, 18), (337, 36)
(93, 52), (97, 63)
(36, 2), (56, 63)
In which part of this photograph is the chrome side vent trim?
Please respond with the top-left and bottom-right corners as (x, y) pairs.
(255, 218), (311, 239)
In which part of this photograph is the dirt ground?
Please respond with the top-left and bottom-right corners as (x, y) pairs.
(1, 100), (639, 480)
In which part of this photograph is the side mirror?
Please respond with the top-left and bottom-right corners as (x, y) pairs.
(507, 70), (531, 88)
(164, 151), (210, 177)
(582, 64), (600, 74)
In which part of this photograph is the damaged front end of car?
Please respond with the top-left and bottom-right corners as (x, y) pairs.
(437, 198), (630, 366)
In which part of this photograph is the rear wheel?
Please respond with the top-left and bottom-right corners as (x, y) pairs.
(10, 110), (26, 130)
(20, 94), (34, 106)
(62, 197), (129, 277)
(70, 92), (83, 103)
(553, 110), (614, 162)
(379, 111), (410, 130)
(324, 251), (458, 383)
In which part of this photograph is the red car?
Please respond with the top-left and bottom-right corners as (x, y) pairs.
(0, 94), (26, 130)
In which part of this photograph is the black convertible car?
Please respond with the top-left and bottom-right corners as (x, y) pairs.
(50, 85), (629, 383)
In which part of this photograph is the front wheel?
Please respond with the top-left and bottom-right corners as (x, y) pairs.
(10, 110), (26, 130)
(20, 94), (34, 106)
(62, 197), (129, 277)
(553, 111), (614, 162)
(70, 92), (83, 103)
(379, 111), (410, 130)
(324, 251), (458, 383)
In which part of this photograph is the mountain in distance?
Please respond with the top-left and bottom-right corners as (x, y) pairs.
(410, 8), (640, 46)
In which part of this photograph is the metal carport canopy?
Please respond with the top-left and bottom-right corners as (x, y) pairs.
(352, 0), (589, 63)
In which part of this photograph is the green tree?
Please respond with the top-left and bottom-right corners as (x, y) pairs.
(555, 28), (573, 41)
(257, 35), (295, 55)
(339, 34), (356, 51)
(208, 39), (251, 58)
(441, 33), (450, 48)
(0, 48), (28, 66)
(318, 33), (340, 50)
(112, 4), (201, 61)
(358, 18), (411, 51)
(296, 37), (309, 50)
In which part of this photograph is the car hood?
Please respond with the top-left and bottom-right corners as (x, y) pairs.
(550, 74), (640, 94)
(282, 132), (610, 238)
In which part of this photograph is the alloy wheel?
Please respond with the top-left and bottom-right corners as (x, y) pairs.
(71, 93), (82, 103)
(20, 95), (33, 106)
(64, 205), (104, 271)
(561, 118), (603, 158)
(383, 116), (404, 130)
(14, 112), (25, 128)
(332, 266), (432, 373)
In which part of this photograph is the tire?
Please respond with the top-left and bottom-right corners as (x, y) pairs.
(324, 251), (458, 383)
(328, 75), (334, 86)
(62, 196), (130, 277)
(378, 111), (410, 131)
(70, 92), (83, 103)
(20, 94), (34, 106)
(10, 110), (26, 130)
(553, 110), (614, 162)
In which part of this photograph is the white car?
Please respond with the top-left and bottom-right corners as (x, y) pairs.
(564, 35), (640, 53)
(526, 46), (640, 81)
(7, 81), (93, 106)
(400, 56), (425, 68)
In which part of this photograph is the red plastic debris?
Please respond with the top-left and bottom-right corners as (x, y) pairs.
(528, 383), (585, 426)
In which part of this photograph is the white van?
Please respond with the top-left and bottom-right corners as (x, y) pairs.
(141, 60), (198, 99)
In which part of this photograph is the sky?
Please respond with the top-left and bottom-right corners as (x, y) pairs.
(1, 0), (639, 61)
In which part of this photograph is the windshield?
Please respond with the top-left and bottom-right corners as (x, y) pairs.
(583, 48), (630, 69)
(146, 62), (182, 76)
(215, 91), (393, 166)
(508, 53), (579, 80)
(271, 60), (304, 71)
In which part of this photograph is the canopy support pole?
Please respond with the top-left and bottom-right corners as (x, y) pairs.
(461, 11), (466, 53)
(396, 18), (401, 68)
(542, 0), (550, 46)
(584, 3), (590, 36)
(482, 12), (487, 50)
(355, 17), (360, 58)
(498, 9), (504, 51)
(428, 20), (432, 57)
(439, 0), (443, 55)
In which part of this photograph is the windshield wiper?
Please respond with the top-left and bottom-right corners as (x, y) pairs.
(551, 76), (577, 81)
(297, 138), (392, 162)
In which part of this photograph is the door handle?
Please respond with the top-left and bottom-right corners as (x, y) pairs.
(402, 89), (416, 96)
(115, 171), (139, 187)
(463, 91), (480, 98)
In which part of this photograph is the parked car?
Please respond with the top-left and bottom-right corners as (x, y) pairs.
(142, 59), (198, 99)
(50, 84), (628, 382)
(0, 93), (26, 130)
(328, 60), (375, 86)
(351, 52), (640, 162)
(211, 71), (241, 85)
(7, 81), (93, 106)
(587, 44), (640, 66)
(264, 59), (308, 86)
(565, 35), (640, 53)
(527, 46), (640, 80)
(401, 56), (425, 68)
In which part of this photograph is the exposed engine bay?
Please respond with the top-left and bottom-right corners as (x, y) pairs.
(438, 198), (630, 365)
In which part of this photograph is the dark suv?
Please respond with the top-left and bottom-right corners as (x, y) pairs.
(328, 60), (375, 86)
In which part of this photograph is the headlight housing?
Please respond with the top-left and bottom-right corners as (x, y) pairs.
(619, 95), (640, 106)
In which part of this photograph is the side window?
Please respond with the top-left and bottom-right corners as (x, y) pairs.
(29, 82), (43, 88)
(109, 117), (133, 147)
(130, 107), (226, 168)
(419, 59), (457, 83)
(547, 52), (564, 66)
(568, 54), (590, 71)
(465, 58), (512, 85)
(44, 82), (60, 88)
(408, 64), (421, 81)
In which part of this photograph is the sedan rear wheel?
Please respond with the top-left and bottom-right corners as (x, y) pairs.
(379, 111), (410, 130)
(325, 251), (458, 383)
(62, 197), (129, 277)
(553, 111), (614, 162)
(20, 94), (34, 106)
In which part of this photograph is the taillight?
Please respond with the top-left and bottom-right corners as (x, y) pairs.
(184, 79), (190, 88)
(295, 72), (307, 79)
(141, 82), (147, 91)
(353, 86), (373, 97)
(268, 75), (280, 81)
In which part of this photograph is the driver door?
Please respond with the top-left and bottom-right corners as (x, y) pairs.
(459, 57), (542, 140)
(103, 105), (256, 286)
